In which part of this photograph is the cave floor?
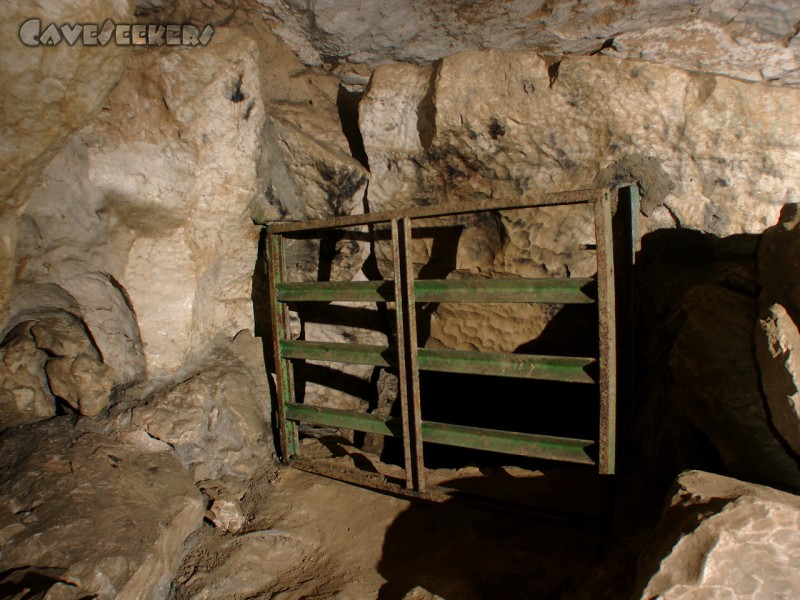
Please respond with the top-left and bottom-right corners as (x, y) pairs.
(171, 443), (652, 600)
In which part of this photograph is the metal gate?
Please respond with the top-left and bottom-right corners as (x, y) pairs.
(265, 186), (636, 499)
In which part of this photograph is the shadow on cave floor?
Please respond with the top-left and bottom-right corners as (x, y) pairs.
(376, 487), (604, 600)
(299, 433), (664, 600)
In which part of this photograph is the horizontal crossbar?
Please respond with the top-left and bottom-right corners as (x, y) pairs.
(276, 278), (595, 304)
(284, 403), (595, 465)
(266, 188), (598, 233)
(280, 340), (596, 383)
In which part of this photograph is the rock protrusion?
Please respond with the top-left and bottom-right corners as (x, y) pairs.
(636, 470), (800, 600)
(0, 418), (204, 599)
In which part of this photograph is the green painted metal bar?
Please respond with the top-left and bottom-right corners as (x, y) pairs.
(418, 348), (596, 383)
(279, 340), (595, 384)
(276, 278), (596, 304)
(285, 403), (403, 437)
(595, 189), (617, 475)
(266, 232), (298, 461)
(280, 340), (397, 367)
(283, 403), (595, 466)
(277, 280), (395, 303)
(415, 278), (595, 304)
(421, 420), (596, 465)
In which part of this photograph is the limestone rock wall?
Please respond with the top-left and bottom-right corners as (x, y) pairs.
(2, 1), (800, 596)
(361, 51), (800, 235)
(258, 0), (800, 90)
(0, 0), (134, 328)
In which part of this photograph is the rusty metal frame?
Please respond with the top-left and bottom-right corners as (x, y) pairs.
(265, 186), (634, 499)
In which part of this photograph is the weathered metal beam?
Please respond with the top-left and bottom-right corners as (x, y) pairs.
(266, 188), (596, 233)
(399, 217), (426, 491)
(285, 403), (402, 437)
(418, 348), (596, 383)
(276, 278), (596, 304)
(422, 420), (596, 465)
(277, 280), (395, 303)
(283, 403), (595, 465)
(280, 340), (596, 383)
(391, 218), (416, 491)
(266, 232), (298, 461)
(414, 278), (596, 304)
(280, 340), (396, 367)
(595, 189), (617, 475)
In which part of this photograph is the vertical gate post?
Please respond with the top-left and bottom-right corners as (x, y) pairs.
(400, 218), (426, 492)
(390, 219), (415, 490)
(391, 218), (426, 491)
(612, 184), (640, 475)
(594, 190), (617, 475)
(266, 230), (298, 462)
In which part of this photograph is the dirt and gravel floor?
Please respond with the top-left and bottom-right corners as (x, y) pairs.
(170, 441), (657, 600)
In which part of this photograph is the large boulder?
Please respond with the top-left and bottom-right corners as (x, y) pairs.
(0, 323), (54, 430)
(0, 312), (116, 429)
(756, 304), (800, 456)
(669, 285), (800, 489)
(0, 418), (204, 599)
(756, 205), (800, 457)
(636, 470), (800, 600)
(130, 331), (273, 482)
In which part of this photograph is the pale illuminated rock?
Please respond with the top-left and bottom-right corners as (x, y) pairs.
(637, 470), (800, 600)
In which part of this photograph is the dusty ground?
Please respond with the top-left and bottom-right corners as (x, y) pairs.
(170, 441), (653, 600)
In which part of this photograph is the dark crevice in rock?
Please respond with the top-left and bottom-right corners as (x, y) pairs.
(336, 84), (369, 169)
(417, 60), (441, 150)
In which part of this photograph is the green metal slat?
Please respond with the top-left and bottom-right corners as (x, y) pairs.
(421, 420), (596, 465)
(280, 340), (397, 367)
(277, 281), (395, 302)
(280, 341), (595, 383)
(414, 278), (595, 304)
(285, 403), (402, 437)
(276, 278), (595, 304)
(418, 348), (596, 383)
(283, 403), (595, 465)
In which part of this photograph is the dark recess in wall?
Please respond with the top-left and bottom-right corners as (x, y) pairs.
(336, 84), (370, 170)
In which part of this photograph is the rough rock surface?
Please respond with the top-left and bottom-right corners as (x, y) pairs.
(636, 470), (800, 600)
(126, 331), (272, 483)
(32, 312), (116, 417)
(758, 203), (800, 328)
(1, 312), (117, 427)
(756, 208), (800, 458)
(11, 29), (266, 377)
(258, 0), (800, 90)
(0, 418), (204, 599)
(360, 51), (800, 236)
(0, 0), (133, 326)
(757, 304), (800, 457)
(669, 285), (800, 489)
(0, 323), (54, 430)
